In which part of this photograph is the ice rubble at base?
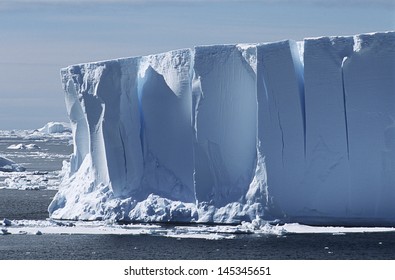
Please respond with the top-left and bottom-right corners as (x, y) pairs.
(50, 31), (395, 225)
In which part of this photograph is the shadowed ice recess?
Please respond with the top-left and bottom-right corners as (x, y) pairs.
(49, 31), (395, 226)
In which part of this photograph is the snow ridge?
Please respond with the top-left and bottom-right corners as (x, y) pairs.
(51, 31), (395, 225)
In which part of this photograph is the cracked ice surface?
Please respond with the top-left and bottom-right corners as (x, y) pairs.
(50, 31), (395, 225)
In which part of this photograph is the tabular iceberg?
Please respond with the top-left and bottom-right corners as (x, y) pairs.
(49, 31), (395, 225)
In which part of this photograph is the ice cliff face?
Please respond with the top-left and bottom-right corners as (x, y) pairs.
(49, 31), (395, 225)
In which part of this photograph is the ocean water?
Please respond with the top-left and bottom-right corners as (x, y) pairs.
(1, 231), (395, 260)
(0, 189), (57, 220)
(1, 134), (395, 260)
(0, 135), (72, 172)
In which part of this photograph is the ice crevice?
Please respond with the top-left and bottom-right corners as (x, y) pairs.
(341, 56), (350, 161)
(50, 31), (395, 226)
(276, 111), (285, 167)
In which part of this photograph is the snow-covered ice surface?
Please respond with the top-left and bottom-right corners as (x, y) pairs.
(52, 31), (395, 226)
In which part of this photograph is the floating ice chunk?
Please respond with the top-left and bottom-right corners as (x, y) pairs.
(1, 228), (10, 235)
(0, 156), (26, 172)
(2, 218), (12, 226)
(7, 143), (40, 150)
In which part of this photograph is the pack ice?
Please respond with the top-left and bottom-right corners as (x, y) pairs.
(49, 31), (395, 225)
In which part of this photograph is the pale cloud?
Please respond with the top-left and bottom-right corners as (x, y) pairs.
(0, 0), (394, 12)
(0, 0), (394, 4)
(1, 0), (394, 12)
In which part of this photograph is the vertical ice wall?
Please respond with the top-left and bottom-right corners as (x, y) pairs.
(50, 59), (145, 219)
(52, 31), (395, 225)
(138, 49), (195, 202)
(193, 45), (257, 207)
(62, 67), (89, 175)
(115, 59), (144, 196)
(299, 32), (395, 221)
(303, 36), (354, 217)
(343, 33), (395, 219)
(96, 60), (144, 197)
(256, 40), (305, 215)
(61, 59), (144, 198)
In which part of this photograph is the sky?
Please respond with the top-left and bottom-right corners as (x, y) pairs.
(0, 0), (394, 130)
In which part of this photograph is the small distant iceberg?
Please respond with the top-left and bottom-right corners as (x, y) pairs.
(21, 121), (72, 141)
(38, 122), (71, 134)
(0, 122), (72, 140)
(7, 143), (40, 150)
(0, 156), (26, 172)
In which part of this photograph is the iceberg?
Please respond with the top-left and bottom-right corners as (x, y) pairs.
(7, 143), (40, 150)
(0, 156), (26, 172)
(50, 31), (395, 225)
(38, 122), (71, 134)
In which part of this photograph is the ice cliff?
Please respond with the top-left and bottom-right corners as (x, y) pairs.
(49, 31), (395, 225)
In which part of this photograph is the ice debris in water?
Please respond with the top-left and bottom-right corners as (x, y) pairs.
(2, 218), (12, 226)
(7, 143), (40, 150)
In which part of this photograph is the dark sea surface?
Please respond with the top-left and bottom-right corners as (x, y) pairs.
(1, 136), (395, 260)
(1, 229), (395, 260)
(0, 136), (72, 172)
(0, 189), (56, 220)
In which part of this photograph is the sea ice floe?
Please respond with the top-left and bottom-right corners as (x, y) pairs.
(1, 219), (395, 240)
(7, 144), (40, 150)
